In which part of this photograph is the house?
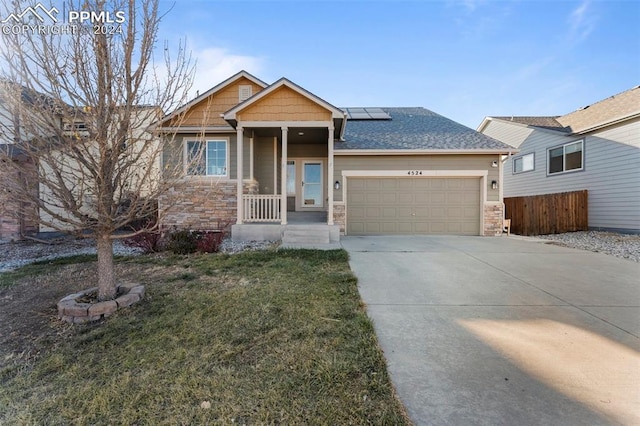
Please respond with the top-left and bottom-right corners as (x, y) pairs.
(0, 80), (163, 237)
(0, 144), (38, 240)
(155, 71), (515, 243)
(0, 83), (39, 240)
(477, 86), (640, 234)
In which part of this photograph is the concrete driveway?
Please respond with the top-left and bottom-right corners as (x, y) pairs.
(341, 236), (640, 426)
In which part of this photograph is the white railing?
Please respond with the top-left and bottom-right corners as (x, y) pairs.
(243, 195), (281, 222)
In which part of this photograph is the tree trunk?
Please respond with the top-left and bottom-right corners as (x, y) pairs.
(97, 235), (116, 301)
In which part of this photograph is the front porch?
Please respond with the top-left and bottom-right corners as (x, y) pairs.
(232, 212), (340, 244)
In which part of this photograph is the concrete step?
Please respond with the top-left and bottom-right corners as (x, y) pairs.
(282, 228), (330, 244)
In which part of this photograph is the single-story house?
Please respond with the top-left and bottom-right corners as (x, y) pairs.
(155, 71), (515, 243)
(477, 86), (640, 234)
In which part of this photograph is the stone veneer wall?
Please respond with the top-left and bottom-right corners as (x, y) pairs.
(483, 203), (505, 236)
(333, 203), (346, 233)
(159, 179), (259, 231)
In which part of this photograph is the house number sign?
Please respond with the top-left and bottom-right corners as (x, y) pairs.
(407, 170), (424, 176)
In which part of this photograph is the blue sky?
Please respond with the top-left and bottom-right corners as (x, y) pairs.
(158, 0), (639, 129)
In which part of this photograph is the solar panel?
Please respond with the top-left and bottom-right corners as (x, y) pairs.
(343, 107), (391, 120)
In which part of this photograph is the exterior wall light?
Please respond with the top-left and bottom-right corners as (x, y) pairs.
(491, 160), (498, 168)
(491, 180), (498, 190)
(334, 181), (341, 190)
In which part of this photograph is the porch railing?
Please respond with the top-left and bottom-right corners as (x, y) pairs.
(243, 194), (281, 223)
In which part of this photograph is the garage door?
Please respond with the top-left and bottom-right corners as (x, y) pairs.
(347, 177), (481, 235)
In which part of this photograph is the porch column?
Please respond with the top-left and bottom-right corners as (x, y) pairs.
(280, 127), (288, 225)
(236, 126), (244, 225)
(249, 132), (254, 181)
(327, 125), (335, 225)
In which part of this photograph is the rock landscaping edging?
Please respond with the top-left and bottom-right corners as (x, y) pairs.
(57, 283), (145, 324)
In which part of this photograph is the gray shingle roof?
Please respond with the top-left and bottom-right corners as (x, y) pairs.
(337, 107), (513, 151)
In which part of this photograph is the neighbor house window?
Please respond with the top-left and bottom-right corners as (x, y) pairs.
(186, 140), (227, 176)
(513, 153), (534, 174)
(548, 140), (583, 175)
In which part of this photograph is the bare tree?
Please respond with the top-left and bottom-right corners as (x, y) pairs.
(0, 0), (195, 300)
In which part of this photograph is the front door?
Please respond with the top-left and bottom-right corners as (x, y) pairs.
(302, 161), (323, 209)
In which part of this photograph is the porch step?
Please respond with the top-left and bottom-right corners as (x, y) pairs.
(282, 227), (331, 245)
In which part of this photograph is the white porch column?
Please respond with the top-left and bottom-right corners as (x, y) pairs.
(327, 125), (335, 225)
(280, 127), (288, 225)
(236, 126), (244, 224)
(273, 136), (278, 195)
(249, 132), (254, 181)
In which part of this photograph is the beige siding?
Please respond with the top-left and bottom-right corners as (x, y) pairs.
(333, 155), (500, 202)
(167, 77), (264, 127)
(254, 136), (276, 194)
(289, 143), (328, 158)
(238, 86), (331, 122)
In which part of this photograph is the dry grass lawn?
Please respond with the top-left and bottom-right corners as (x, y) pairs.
(0, 249), (410, 425)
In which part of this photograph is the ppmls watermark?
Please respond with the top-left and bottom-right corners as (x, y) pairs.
(1, 2), (125, 35)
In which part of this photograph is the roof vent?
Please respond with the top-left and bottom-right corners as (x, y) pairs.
(239, 85), (252, 102)
(577, 105), (590, 111)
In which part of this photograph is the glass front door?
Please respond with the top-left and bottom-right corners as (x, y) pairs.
(302, 161), (323, 208)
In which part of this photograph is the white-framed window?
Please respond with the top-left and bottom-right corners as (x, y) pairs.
(186, 139), (228, 177)
(513, 152), (534, 174)
(548, 140), (584, 175)
(239, 85), (252, 102)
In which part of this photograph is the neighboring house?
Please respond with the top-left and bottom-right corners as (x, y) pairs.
(0, 83), (39, 240)
(37, 105), (162, 233)
(0, 144), (38, 240)
(477, 86), (640, 234)
(156, 71), (514, 242)
(0, 80), (162, 236)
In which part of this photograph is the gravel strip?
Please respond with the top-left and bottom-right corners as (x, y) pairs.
(537, 231), (640, 262)
(0, 237), (278, 273)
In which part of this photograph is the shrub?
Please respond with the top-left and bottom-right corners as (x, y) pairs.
(167, 229), (197, 254)
(123, 220), (162, 254)
(195, 231), (225, 253)
(124, 230), (162, 254)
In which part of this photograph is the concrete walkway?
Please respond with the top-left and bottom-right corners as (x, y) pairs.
(342, 235), (640, 426)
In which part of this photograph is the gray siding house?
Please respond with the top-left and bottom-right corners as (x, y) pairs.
(477, 86), (640, 233)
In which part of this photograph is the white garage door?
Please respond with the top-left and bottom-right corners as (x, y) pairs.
(347, 177), (481, 235)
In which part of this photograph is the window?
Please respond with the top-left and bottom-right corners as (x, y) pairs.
(513, 153), (534, 174)
(239, 85), (252, 102)
(548, 140), (583, 175)
(286, 161), (296, 195)
(186, 140), (227, 176)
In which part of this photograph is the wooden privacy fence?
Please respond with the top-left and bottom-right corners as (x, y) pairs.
(504, 190), (588, 236)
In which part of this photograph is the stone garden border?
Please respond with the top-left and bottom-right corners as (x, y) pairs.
(57, 283), (145, 324)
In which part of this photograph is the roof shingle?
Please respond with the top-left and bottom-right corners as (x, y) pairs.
(338, 107), (513, 151)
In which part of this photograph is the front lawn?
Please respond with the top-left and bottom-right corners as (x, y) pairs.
(0, 249), (410, 425)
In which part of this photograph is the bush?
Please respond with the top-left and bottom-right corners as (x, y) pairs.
(165, 224), (228, 255)
(123, 219), (162, 254)
(195, 231), (225, 253)
(124, 230), (163, 254)
(167, 230), (198, 255)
